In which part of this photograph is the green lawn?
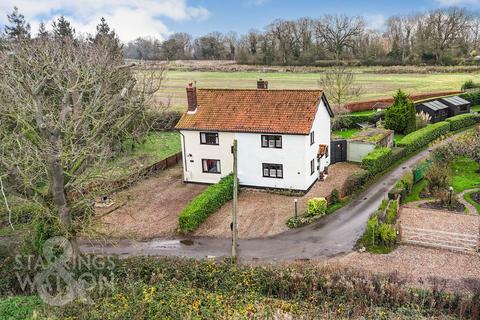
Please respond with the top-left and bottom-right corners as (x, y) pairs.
(472, 105), (480, 112)
(155, 70), (469, 110)
(350, 110), (376, 116)
(464, 191), (480, 214)
(451, 157), (480, 192)
(332, 128), (360, 139)
(90, 131), (181, 181)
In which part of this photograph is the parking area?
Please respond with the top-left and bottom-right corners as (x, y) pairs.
(96, 165), (207, 239)
(194, 162), (361, 239)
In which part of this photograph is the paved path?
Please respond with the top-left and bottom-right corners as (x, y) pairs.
(80, 133), (466, 262)
(458, 189), (480, 215)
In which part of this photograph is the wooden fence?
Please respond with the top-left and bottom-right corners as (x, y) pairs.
(400, 225), (479, 254)
(69, 152), (182, 199)
(345, 90), (464, 112)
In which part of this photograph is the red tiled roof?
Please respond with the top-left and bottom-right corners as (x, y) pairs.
(175, 89), (332, 135)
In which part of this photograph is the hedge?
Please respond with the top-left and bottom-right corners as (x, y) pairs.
(459, 91), (480, 106)
(445, 113), (480, 131)
(397, 121), (450, 154)
(178, 174), (235, 233)
(361, 147), (393, 174)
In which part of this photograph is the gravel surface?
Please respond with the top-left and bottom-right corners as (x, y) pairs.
(194, 162), (361, 239)
(399, 206), (480, 235)
(96, 165), (207, 239)
(333, 245), (480, 292)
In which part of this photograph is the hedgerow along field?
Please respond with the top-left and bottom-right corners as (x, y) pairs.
(153, 69), (472, 110)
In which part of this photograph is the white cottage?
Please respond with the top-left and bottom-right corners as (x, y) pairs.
(175, 81), (334, 192)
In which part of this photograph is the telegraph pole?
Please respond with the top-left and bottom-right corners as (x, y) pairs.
(232, 139), (238, 261)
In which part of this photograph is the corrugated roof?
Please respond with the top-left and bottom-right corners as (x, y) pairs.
(440, 96), (470, 106)
(175, 89), (333, 135)
(421, 100), (450, 111)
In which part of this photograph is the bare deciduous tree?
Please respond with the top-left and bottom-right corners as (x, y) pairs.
(314, 14), (366, 60)
(318, 66), (362, 112)
(0, 38), (164, 251)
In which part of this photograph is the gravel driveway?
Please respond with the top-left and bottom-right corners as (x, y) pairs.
(194, 162), (361, 239)
(333, 245), (480, 292)
(399, 206), (480, 235)
(96, 165), (206, 239)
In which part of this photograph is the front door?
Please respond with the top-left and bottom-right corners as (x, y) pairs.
(330, 140), (347, 164)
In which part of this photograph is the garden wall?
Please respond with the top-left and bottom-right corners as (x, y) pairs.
(345, 91), (463, 112)
(347, 141), (375, 162)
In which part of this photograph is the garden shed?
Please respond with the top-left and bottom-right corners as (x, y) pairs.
(439, 96), (471, 116)
(415, 100), (450, 123)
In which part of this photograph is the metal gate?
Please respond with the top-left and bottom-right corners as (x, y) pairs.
(330, 140), (347, 164)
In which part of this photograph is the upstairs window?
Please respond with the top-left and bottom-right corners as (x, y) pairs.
(310, 131), (315, 145)
(263, 163), (283, 179)
(200, 132), (219, 145)
(202, 159), (221, 174)
(261, 135), (282, 148)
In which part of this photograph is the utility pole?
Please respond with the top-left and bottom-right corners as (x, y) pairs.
(232, 139), (238, 261)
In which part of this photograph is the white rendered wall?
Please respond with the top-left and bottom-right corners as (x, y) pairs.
(305, 98), (332, 189)
(347, 141), (375, 163)
(236, 132), (307, 190)
(179, 130), (234, 184)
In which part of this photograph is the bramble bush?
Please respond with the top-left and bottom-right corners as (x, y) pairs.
(397, 121), (450, 153)
(179, 174), (235, 233)
(3, 255), (480, 319)
(445, 113), (480, 131)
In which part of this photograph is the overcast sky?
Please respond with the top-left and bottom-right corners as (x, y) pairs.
(1, 0), (480, 42)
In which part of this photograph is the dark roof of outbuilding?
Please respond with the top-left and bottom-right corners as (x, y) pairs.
(420, 100), (450, 111)
(440, 96), (471, 106)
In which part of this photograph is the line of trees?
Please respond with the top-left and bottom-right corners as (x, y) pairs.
(3, 7), (480, 65)
(122, 8), (480, 66)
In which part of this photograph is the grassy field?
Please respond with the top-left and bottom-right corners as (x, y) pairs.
(154, 70), (472, 110)
(472, 105), (480, 112)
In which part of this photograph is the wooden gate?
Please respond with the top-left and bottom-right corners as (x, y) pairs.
(330, 140), (347, 164)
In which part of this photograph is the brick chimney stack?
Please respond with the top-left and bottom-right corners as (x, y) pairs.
(257, 79), (268, 90)
(186, 82), (198, 113)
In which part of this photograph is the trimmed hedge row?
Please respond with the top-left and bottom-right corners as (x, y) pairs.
(397, 121), (450, 153)
(179, 174), (235, 233)
(361, 147), (393, 174)
(445, 113), (480, 131)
